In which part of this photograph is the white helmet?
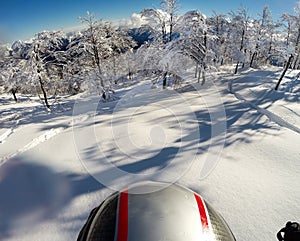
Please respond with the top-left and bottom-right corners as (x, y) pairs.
(77, 182), (236, 241)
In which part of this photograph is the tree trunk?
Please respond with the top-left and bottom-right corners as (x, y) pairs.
(250, 52), (257, 68)
(220, 57), (224, 66)
(113, 57), (117, 81)
(162, 71), (168, 89)
(198, 69), (201, 83)
(234, 28), (245, 75)
(241, 49), (247, 69)
(201, 70), (206, 86)
(240, 29), (245, 51)
(127, 67), (132, 81)
(11, 89), (17, 102)
(38, 75), (50, 109)
(222, 45), (228, 65)
(169, 13), (173, 42)
(293, 55), (299, 70)
(195, 63), (199, 78)
(266, 36), (274, 65)
(234, 62), (239, 74)
(97, 65), (104, 87)
(92, 43), (104, 87)
(162, 24), (167, 44)
(275, 54), (294, 91)
(292, 27), (300, 69)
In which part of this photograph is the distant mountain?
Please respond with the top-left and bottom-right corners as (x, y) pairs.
(128, 26), (154, 48)
(10, 40), (31, 59)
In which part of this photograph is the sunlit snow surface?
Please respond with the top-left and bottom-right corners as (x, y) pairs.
(0, 67), (299, 240)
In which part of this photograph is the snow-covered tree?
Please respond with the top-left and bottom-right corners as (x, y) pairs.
(229, 8), (251, 74)
(139, 1), (181, 88)
(105, 26), (137, 84)
(79, 12), (112, 89)
(281, 13), (294, 50)
(137, 13), (168, 88)
(248, 6), (279, 68)
(134, 42), (163, 76)
(291, 1), (300, 69)
(178, 10), (215, 84)
(141, 8), (168, 45)
(0, 44), (7, 75)
(208, 12), (230, 66)
(141, 0), (180, 45)
(1, 58), (27, 102)
(280, 1), (300, 69)
(0, 50), (4, 94)
(28, 31), (67, 109)
(275, 1), (300, 90)
(0, 42), (32, 100)
(79, 12), (136, 95)
(159, 48), (190, 88)
(121, 49), (138, 81)
(161, 0), (180, 42)
(61, 32), (90, 94)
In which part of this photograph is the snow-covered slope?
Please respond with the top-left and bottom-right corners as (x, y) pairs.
(0, 67), (299, 240)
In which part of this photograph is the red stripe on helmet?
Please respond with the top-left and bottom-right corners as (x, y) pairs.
(194, 193), (209, 231)
(116, 190), (128, 241)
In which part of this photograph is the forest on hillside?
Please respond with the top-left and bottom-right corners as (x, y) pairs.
(0, 0), (300, 108)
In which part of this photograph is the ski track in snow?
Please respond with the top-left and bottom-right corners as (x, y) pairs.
(0, 121), (20, 144)
(228, 78), (300, 134)
(0, 128), (14, 144)
(0, 126), (67, 165)
(0, 115), (21, 144)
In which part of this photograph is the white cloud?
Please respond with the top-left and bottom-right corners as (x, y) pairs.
(61, 13), (150, 34)
(61, 24), (86, 34)
(130, 13), (148, 27)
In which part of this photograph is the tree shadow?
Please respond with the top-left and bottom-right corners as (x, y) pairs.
(231, 69), (300, 106)
(73, 139), (182, 184)
(0, 157), (104, 238)
(129, 148), (178, 173)
(226, 69), (300, 134)
(72, 73), (282, 185)
(0, 99), (75, 129)
(175, 97), (279, 157)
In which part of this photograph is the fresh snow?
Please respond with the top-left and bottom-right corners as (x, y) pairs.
(0, 67), (299, 241)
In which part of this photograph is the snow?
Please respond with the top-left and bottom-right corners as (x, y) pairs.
(0, 67), (300, 240)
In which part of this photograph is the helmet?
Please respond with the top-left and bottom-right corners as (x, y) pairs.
(77, 182), (236, 241)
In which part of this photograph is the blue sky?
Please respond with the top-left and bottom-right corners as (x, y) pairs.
(0, 0), (297, 43)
